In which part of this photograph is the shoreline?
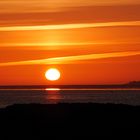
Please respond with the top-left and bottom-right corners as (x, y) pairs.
(0, 82), (140, 89)
(0, 103), (140, 136)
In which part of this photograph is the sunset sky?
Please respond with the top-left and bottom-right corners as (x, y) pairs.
(0, 0), (140, 85)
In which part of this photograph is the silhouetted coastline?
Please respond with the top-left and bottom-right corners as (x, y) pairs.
(0, 103), (140, 137)
(0, 81), (140, 89)
(0, 83), (140, 137)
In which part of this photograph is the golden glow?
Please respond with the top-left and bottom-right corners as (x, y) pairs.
(45, 88), (60, 91)
(45, 68), (60, 81)
(0, 51), (140, 66)
(0, 1), (140, 85)
(0, 21), (140, 31)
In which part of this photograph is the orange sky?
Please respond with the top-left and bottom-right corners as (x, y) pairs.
(0, 0), (140, 85)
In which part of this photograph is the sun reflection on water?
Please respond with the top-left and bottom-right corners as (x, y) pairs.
(45, 88), (60, 91)
(44, 88), (61, 104)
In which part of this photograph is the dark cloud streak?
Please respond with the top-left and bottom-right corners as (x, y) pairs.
(0, 5), (140, 26)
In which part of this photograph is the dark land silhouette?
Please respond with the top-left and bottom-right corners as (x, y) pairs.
(0, 82), (140, 137)
(0, 81), (140, 89)
(0, 103), (140, 137)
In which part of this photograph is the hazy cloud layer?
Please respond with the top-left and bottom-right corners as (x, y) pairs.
(0, 5), (140, 26)
(0, 51), (140, 66)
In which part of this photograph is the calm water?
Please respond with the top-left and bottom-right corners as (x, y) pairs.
(0, 88), (140, 108)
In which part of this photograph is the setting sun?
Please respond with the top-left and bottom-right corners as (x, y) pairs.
(45, 68), (60, 81)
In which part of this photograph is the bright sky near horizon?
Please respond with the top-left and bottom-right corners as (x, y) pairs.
(0, 0), (140, 85)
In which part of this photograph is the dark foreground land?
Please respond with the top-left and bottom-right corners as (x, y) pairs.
(0, 103), (140, 137)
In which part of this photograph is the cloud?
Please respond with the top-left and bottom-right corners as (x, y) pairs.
(0, 5), (140, 27)
(0, 51), (140, 66)
(0, 21), (140, 31)
(1, 0), (140, 13)
(2, 41), (140, 47)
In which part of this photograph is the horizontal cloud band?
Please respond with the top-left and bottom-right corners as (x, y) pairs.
(0, 21), (140, 31)
(0, 51), (140, 66)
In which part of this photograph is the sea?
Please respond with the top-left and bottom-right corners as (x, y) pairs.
(0, 88), (140, 108)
